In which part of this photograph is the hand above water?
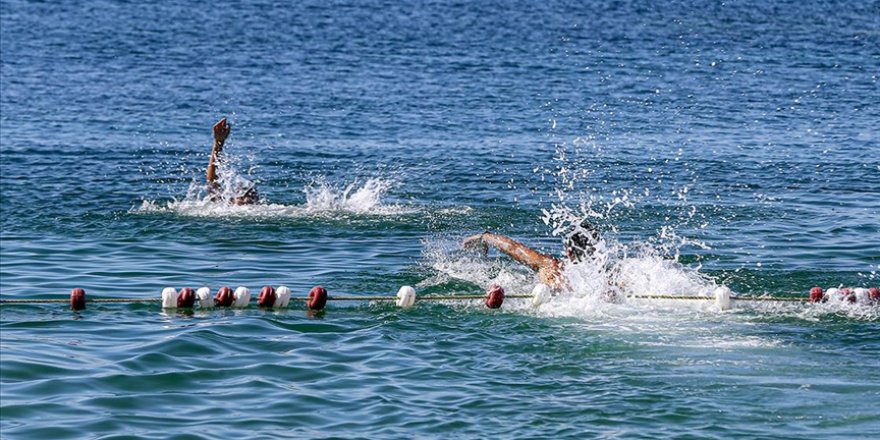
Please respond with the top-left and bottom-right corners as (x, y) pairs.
(213, 117), (230, 148)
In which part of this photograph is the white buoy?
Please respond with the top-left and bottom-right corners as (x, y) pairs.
(853, 288), (869, 304)
(196, 287), (213, 308)
(275, 286), (291, 308)
(714, 286), (732, 311)
(825, 287), (840, 302)
(161, 287), (177, 309)
(396, 286), (416, 308)
(531, 284), (552, 307)
(233, 286), (251, 308)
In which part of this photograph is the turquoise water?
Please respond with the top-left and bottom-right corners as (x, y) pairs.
(1, 0), (879, 438)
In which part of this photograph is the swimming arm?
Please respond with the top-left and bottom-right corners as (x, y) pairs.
(463, 232), (558, 272)
(206, 118), (230, 184)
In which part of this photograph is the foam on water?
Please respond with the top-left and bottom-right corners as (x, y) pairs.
(135, 176), (418, 218)
(424, 233), (715, 312)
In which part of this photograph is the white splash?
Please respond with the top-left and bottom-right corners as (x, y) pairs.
(419, 237), (535, 291)
(302, 177), (406, 215)
(134, 177), (418, 218)
(423, 231), (879, 323)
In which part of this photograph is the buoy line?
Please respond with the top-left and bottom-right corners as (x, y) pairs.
(0, 294), (535, 304)
(0, 295), (537, 304)
(1, 285), (876, 311)
(0, 294), (808, 304)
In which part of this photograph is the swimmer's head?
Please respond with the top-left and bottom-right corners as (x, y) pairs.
(231, 183), (259, 205)
(563, 220), (600, 263)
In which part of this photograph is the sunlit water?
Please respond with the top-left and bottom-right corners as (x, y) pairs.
(2, 0), (878, 439)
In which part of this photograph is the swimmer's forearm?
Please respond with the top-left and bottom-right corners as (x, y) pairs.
(206, 144), (220, 183)
(207, 118), (229, 184)
(479, 233), (555, 271)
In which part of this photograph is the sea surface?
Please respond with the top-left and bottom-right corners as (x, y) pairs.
(1, 0), (879, 439)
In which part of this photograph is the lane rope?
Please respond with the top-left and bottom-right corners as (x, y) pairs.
(0, 294), (810, 304)
(0, 294), (536, 305)
(4, 285), (877, 311)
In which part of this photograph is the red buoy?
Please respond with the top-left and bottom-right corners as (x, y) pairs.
(177, 288), (196, 308)
(485, 284), (504, 309)
(841, 288), (856, 303)
(215, 286), (234, 307)
(70, 288), (86, 311)
(809, 287), (824, 303)
(258, 285), (277, 308)
(307, 286), (328, 310)
(869, 287), (880, 302)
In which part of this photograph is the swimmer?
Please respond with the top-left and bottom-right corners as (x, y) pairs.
(463, 221), (600, 289)
(206, 117), (259, 205)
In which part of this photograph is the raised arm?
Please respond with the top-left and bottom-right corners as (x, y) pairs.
(463, 232), (558, 272)
(206, 118), (230, 184)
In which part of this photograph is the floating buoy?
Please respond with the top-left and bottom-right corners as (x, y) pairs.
(275, 286), (291, 308)
(196, 287), (213, 308)
(840, 287), (855, 303)
(809, 287), (824, 303)
(853, 288), (869, 304)
(177, 287), (195, 308)
(396, 286), (416, 308)
(307, 286), (328, 310)
(233, 287), (251, 308)
(258, 286), (276, 308)
(215, 286), (234, 307)
(161, 287), (178, 308)
(714, 286), (732, 311)
(531, 284), (552, 307)
(485, 284), (504, 309)
(869, 287), (880, 302)
(825, 287), (840, 302)
(70, 288), (86, 311)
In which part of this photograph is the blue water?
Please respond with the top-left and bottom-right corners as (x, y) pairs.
(2, 0), (879, 438)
